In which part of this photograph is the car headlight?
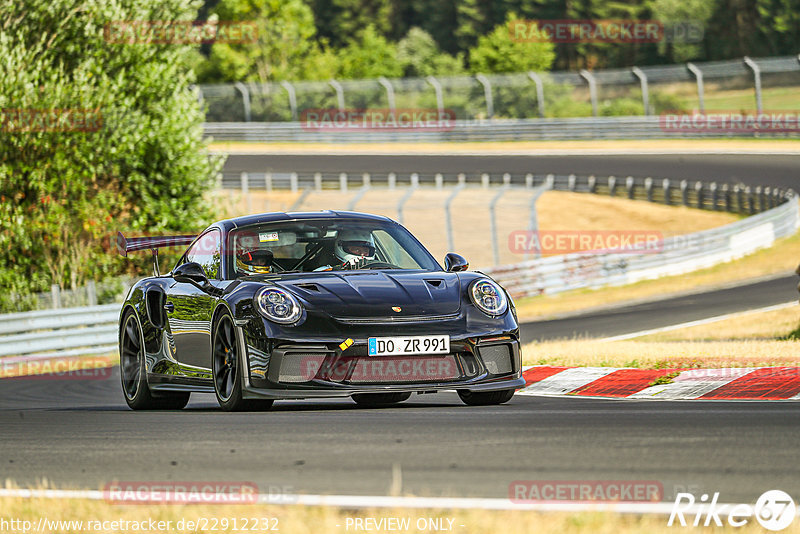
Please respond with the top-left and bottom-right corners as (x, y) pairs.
(469, 279), (508, 317)
(254, 287), (303, 324)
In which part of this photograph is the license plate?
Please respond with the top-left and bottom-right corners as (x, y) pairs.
(368, 335), (450, 356)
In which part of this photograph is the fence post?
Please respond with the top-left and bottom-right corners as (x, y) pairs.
(51, 284), (61, 309)
(314, 172), (322, 191)
(411, 173), (420, 188)
(388, 172), (396, 190)
(233, 82), (252, 122)
(426, 76), (445, 118)
(743, 57), (763, 115)
(280, 81), (298, 121)
(756, 186), (764, 212)
(397, 186), (417, 225)
(765, 186), (772, 209)
(290, 172), (298, 194)
(608, 176), (617, 197)
(339, 172), (348, 192)
(663, 178), (671, 205)
(362, 172), (371, 188)
(681, 180), (689, 206)
(525, 173), (534, 189)
(588, 175), (596, 193)
(579, 70), (598, 117)
(710, 182), (718, 210)
(475, 74), (494, 119)
(241, 172), (251, 213)
(722, 183), (731, 212)
(481, 173), (490, 188)
(489, 186), (509, 265)
(527, 72), (546, 117)
(525, 184), (550, 260)
(435, 173), (444, 189)
(568, 174), (576, 191)
(347, 185), (370, 211)
(329, 79), (345, 111)
(686, 63), (705, 113)
(695, 181), (704, 209)
(86, 281), (97, 307)
(378, 77), (396, 114)
(444, 185), (465, 251)
(626, 176), (635, 199)
(265, 172), (273, 192)
(734, 185), (743, 213)
(503, 173), (511, 187)
(746, 186), (754, 214)
(645, 177), (653, 202)
(631, 67), (650, 115)
(458, 173), (466, 186)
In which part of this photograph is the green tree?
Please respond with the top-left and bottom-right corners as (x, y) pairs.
(199, 0), (334, 83)
(468, 13), (556, 73)
(397, 27), (466, 77)
(0, 0), (221, 308)
(310, 0), (393, 47)
(335, 25), (403, 78)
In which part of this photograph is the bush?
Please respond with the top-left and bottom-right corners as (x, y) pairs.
(0, 0), (223, 305)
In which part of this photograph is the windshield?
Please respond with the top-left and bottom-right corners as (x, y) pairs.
(228, 219), (440, 276)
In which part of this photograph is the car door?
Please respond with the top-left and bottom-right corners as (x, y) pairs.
(166, 229), (223, 370)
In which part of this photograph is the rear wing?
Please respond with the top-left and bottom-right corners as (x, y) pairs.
(116, 231), (196, 275)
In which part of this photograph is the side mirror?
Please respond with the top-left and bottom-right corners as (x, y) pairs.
(444, 253), (469, 272)
(173, 262), (209, 286)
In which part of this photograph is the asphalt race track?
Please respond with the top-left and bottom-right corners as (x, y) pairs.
(1, 152), (799, 502)
(222, 153), (800, 190)
(2, 371), (800, 503)
(521, 273), (798, 341)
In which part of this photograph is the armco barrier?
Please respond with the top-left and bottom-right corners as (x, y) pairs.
(483, 195), (800, 299)
(204, 116), (800, 142)
(0, 304), (120, 359)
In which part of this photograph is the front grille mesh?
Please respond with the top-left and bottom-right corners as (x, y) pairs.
(479, 344), (513, 375)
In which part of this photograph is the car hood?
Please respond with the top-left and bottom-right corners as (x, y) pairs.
(275, 271), (462, 318)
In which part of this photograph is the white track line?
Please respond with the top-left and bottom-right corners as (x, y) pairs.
(0, 488), (757, 516)
(210, 150), (800, 157)
(598, 301), (798, 342)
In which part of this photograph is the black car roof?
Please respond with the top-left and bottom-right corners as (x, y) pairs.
(214, 210), (394, 232)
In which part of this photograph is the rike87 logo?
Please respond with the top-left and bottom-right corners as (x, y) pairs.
(668, 490), (796, 531)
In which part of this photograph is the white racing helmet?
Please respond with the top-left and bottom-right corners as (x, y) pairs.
(334, 229), (376, 265)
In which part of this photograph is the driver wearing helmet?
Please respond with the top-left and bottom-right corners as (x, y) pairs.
(236, 248), (274, 275)
(334, 229), (376, 269)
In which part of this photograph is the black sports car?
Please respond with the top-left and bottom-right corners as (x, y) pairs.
(117, 211), (524, 411)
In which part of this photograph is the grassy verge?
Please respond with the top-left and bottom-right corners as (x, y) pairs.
(0, 493), (785, 534)
(521, 304), (800, 369)
(514, 228), (800, 321)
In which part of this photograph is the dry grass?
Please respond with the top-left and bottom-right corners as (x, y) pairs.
(514, 227), (800, 321)
(210, 189), (736, 270)
(0, 492), (788, 534)
(638, 304), (800, 342)
(521, 339), (800, 369)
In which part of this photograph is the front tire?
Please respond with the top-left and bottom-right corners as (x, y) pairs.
(212, 312), (273, 412)
(351, 392), (412, 407)
(457, 388), (515, 406)
(119, 310), (189, 410)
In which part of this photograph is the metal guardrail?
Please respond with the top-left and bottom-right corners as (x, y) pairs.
(0, 304), (119, 359)
(484, 195), (800, 299)
(221, 171), (795, 216)
(204, 116), (800, 142)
